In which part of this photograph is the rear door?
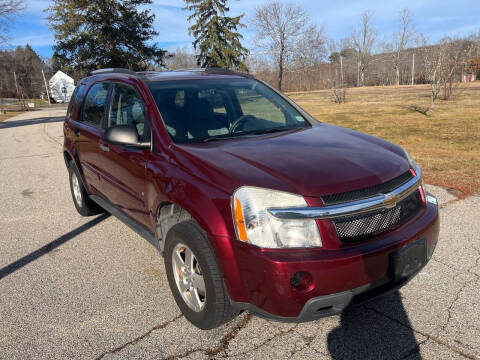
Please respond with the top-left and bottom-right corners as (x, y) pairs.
(96, 82), (152, 228)
(74, 82), (110, 192)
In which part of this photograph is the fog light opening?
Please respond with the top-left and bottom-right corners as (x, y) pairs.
(290, 271), (314, 292)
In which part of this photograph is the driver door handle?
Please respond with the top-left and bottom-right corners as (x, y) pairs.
(99, 143), (110, 152)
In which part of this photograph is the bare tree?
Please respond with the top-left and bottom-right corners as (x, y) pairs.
(469, 29), (480, 57)
(251, 1), (316, 91)
(328, 39), (349, 102)
(421, 37), (473, 114)
(391, 8), (415, 85)
(292, 25), (327, 68)
(351, 11), (377, 86)
(163, 46), (198, 70)
(0, 0), (24, 44)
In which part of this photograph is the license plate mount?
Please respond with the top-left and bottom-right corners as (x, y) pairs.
(389, 238), (427, 282)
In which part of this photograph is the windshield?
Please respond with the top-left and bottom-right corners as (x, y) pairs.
(149, 78), (309, 143)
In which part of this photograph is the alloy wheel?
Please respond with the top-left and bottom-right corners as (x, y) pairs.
(71, 172), (83, 208)
(171, 243), (206, 312)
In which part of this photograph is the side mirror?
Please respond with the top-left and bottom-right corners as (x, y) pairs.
(103, 124), (150, 149)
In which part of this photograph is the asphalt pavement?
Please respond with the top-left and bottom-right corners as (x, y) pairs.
(0, 108), (479, 359)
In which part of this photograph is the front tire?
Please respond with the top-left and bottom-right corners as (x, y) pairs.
(164, 220), (238, 329)
(68, 161), (104, 216)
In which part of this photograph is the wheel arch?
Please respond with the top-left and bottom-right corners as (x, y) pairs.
(63, 147), (85, 181)
(63, 150), (73, 168)
(154, 198), (247, 302)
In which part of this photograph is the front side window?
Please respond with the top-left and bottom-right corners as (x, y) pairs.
(108, 83), (149, 141)
(83, 82), (109, 127)
(149, 78), (309, 143)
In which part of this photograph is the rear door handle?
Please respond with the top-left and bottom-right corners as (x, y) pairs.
(99, 143), (110, 152)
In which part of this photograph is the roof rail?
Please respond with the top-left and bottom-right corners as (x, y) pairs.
(87, 68), (138, 76)
(135, 70), (164, 75)
(174, 67), (252, 77)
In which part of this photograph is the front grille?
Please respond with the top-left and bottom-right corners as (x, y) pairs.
(322, 171), (413, 205)
(332, 189), (423, 243)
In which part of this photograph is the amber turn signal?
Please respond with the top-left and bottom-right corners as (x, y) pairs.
(234, 197), (248, 242)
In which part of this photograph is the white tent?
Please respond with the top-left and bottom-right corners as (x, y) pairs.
(49, 71), (75, 103)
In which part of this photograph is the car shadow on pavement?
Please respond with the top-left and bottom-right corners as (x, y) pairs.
(0, 214), (110, 280)
(327, 291), (421, 359)
(0, 116), (65, 130)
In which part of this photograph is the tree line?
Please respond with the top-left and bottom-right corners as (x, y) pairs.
(0, 45), (51, 98)
(0, 0), (479, 105)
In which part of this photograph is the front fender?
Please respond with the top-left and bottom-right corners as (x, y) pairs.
(146, 162), (248, 302)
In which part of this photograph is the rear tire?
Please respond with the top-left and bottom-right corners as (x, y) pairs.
(164, 220), (238, 329)
(68, 161), (104, 216)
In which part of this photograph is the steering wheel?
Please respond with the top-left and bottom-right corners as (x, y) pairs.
(229, 115), (257, 133)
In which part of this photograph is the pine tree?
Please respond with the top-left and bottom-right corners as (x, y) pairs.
(184, 0), (248, 71)
(46, 0), (166, 75)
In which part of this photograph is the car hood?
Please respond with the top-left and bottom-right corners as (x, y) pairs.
(173, 123), (411, 197)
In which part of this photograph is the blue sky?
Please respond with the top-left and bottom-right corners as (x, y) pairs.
(4, 0), (480, 58)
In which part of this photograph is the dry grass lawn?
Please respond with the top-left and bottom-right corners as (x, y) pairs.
(0, 111), (22, 122)
(288, 83), (480, 196)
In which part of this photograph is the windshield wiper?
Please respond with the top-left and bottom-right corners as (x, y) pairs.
(201, 136), (239, 143)
(251, 126), (303, 135)
(198, 126), (303, 142)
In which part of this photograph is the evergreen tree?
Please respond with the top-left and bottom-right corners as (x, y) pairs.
(46, 0), (166, 75)
(184, 0), (248, 71)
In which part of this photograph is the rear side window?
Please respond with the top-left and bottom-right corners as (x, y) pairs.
(66, 83), (87, 120)
(108, 83), (149, 141)
(83, 83), (109, 127)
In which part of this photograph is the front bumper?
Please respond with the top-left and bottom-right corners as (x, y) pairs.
(231, 245), (432, 322)
(222, 193), (439, 320)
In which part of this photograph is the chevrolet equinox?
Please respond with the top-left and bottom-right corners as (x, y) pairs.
(63, 68), (439, 329)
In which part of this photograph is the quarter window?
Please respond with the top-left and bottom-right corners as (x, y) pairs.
(83, 83), (109, 127)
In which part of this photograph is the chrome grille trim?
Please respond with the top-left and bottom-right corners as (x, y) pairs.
(268, 166), (422, 220)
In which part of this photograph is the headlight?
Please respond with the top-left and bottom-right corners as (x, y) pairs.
(403, 148), (417, 170)
(232, 186), (322, 248)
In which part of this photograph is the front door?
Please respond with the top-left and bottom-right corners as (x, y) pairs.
(96, 82), (151, 228)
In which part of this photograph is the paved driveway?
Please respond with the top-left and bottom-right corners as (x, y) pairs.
(0, 108), (479, 359)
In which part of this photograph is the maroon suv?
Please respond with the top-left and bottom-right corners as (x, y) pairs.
(63, 68), (439, 329)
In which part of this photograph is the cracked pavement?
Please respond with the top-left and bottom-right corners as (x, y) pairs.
(0, 109), (479, 359)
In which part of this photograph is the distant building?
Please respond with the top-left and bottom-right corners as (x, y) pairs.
(49, 71), (75, 103)
(462, 73), (476, 82)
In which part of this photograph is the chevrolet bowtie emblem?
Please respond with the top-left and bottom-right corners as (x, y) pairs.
(382, 194), (399, 208)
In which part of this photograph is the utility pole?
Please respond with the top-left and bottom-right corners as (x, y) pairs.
(411, 52), (415, 86)
(41, 69), (51, 105)
(13, 71), (20, 97)
(340, 55), (344, 85)
(357, 61), (360, 87)
(13, 71), (26, 109)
